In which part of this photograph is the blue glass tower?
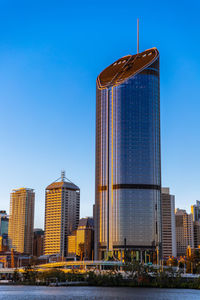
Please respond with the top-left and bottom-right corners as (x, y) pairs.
(95, 48), (161, 261)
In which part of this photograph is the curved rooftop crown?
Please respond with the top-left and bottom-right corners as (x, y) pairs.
(97, 47), (159, 89)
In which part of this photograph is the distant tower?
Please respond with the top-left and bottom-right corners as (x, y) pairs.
(44, 172), (80, 256)
(161, 188), (177, 257)
(191, 201), (200, 248)
(8, 188), (35, 254)
(175, 209), (194, 256)
(0, 210), (9, 236)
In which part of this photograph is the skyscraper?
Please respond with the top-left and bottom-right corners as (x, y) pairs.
(0, 211), (9, 236)
(44, 172), (80, 256)
(191, 201), (200, 248)
(175, 209), (194, 256)
(8, 188), (35, 254)
(191, 200), (200, 222)
(161, 188), (176, 257)
(95, 48), (161, 261)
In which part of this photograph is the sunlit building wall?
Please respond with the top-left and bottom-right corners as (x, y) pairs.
(175, 209), (194, 256)
(8, 188), (35, 254)
(95, 48), (161, 260)
(44, 173), (80, 256)
(67, 217), (94, 260)
(191, 200), (200, 222)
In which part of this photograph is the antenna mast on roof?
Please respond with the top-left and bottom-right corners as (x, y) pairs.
(61, 170), (65, 182)
(137, 18), (139, 54)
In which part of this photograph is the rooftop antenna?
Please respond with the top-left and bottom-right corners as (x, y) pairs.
(61, 170), (65, 182)
(137, 18), (139, 54)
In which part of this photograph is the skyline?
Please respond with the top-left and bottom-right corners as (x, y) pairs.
(0, 0), (200, 229)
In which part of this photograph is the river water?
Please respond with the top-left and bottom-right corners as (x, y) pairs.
(0, 285), (200, 299)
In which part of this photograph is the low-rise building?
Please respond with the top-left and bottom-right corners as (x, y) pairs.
(33, 229), (44, 257)
(67, 217), (94, 260)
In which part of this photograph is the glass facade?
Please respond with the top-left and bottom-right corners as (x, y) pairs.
(95, 48), (161, 260)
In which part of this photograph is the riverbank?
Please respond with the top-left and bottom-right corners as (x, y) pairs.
(6, 263), (200, 289)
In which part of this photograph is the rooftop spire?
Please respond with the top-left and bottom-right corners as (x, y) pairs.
(137, 18), (139, 54)
(61, 170), (65, 182)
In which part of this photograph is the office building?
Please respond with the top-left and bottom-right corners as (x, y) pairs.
(161, 188), (176, 257)
(33, 229), (44, 257)
(175, 209), (194, 256)
(95, 47), (161, 260)
(191, 200), (200, 222)
(193, 222), (200, 248)
(44, 172), (80, 256)
(8, 188), (35, 254)
(191, 200), (200, 248)
(68, 217), (94, 260)
(0, 211), (9, 236)
(0, 235), (9, 252)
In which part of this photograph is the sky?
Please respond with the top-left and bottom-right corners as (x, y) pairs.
(0, 0), (200, 229)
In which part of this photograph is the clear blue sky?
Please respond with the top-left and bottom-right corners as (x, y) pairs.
(0, 0), (200, 229)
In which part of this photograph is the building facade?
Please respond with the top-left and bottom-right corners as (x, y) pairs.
(68, 217), (94, 260)
(191, 200), (200, 222)
(193, 222), (200, 248)
(95, 48), (161, 261)
(44, 172), (80, 256)
(0, 211), (9, 236)
(8, 188), (35, 254)
(33, 229), (44, 257)
(161, 188), (176, 257)
(191, 201), (200, 248)
(175, 209), (194, 256)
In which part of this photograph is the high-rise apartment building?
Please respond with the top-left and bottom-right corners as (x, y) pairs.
(44, 172), (80, 256)
(161, 188), (176, 257)
(175, 209), (194, 256)
(95, 48), (161, 261)
(191, 200), (200, 248)
(8, 188), (35, 254)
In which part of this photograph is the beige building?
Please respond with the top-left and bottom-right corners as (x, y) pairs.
(175, 209), (194, 256)
(8, 188), (35, 254)
(44, 172), (80, 256)
(161, 188), (176, 258)
(68, 217), (94, 260)
(191, 201), (200, 248)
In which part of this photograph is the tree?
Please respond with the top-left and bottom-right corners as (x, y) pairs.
(13, 269), (20, 282)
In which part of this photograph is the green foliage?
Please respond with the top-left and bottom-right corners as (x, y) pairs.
(23, 265), (37, 284)
(38, 269), (66, 283)
(87, 271), (123, 286)
(13, 269), (20, 283)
